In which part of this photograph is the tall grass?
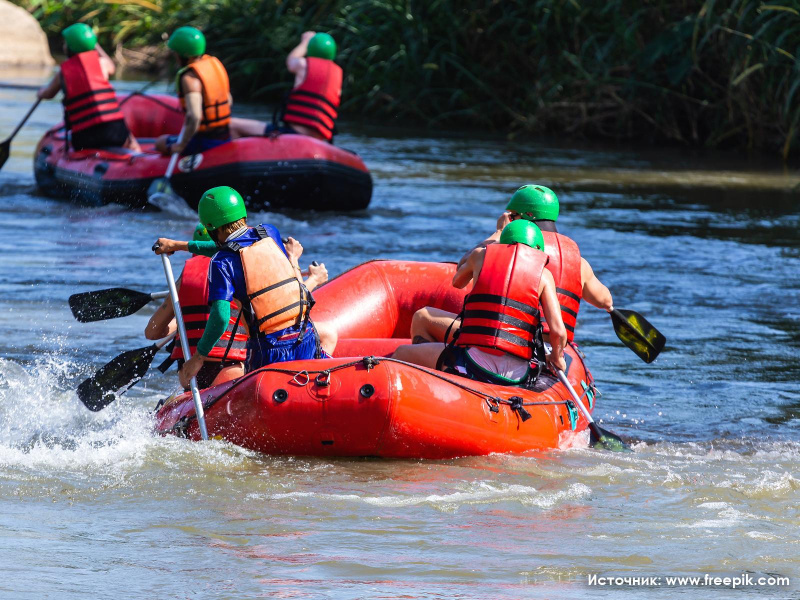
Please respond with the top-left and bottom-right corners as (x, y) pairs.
(15, 0), (800, 157)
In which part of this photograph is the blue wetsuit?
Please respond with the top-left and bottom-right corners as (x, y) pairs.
(207, 225), (319, 371)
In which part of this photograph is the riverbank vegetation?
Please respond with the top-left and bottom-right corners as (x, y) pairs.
(15, 0), (800, 157)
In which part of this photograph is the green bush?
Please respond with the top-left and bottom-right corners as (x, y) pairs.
(15, 0), (800, 157)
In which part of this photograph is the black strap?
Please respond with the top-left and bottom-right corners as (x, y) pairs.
(458, 325), (532, 349)
(66, 107), (123, 128)
(247, 276), (297, 301)
(556, 287), (581, 303)
(221, 310), (243, 363)
(63, 86), (116, 107)
(288, 89), (339, 112)
(255, 300), (309, 328)
(464, 294), (540, 318)
(284, 97), (337, 121)
(282, 108), (335, 133)
(461, 309), (538, 335)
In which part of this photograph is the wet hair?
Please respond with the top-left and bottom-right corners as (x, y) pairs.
(214, 218), (248, 242)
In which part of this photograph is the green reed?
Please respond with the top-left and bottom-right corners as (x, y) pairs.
(14, 0), (800, 157)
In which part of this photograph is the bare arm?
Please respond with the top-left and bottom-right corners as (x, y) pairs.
(453, 248), (483, 288)
(539, 270), (567, 371)
(144, 296), (176, 340)
(303, 261), (328, 292)
(95, 43), (116, 78)
(37, 73), (61, 99)
(287, 31), (315, 84)
(581, 257), (613, 312)
(174, 73), (203, 153)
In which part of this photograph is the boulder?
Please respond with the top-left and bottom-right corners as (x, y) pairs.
(0, 0), (54, 66)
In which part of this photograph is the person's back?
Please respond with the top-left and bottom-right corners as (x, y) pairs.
(393, 220), (567, 386)
(156, 27), (233, 156)
(37, 24), (139, 152)
(153, 186), (335, 388)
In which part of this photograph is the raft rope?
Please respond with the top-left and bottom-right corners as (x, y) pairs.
(165, 355), (580, 436)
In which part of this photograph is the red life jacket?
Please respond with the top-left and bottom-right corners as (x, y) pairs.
(283, 57), (342, 141)
(455, 243), (548, 360)
(541, 231), (582, 342)
(60, 50), (125, 134)
(170, 255), (248, 362)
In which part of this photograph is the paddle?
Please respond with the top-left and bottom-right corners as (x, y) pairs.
(159, 251), (209, 440)
(69, 288), (169, 323)
(0, 98), (42, 170)
(147, 127), (196, 215)
(78, 334), (175, 411)
(610, 308), (666, 364)
(556, 369), (630, 452)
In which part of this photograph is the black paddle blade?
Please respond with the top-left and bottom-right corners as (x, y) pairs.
(69, 287), (154, 322)
(78, 343), (160, 411)
(610, 309), (666, 364)
(588, 422), (631, 452)
(0, 140), (10, 170)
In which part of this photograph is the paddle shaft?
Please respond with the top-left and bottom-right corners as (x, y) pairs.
(164, 150), (180, 179)
(556, 369), (597, 426)
(161, 253), (209, 441)
(3, 97), (41, 143)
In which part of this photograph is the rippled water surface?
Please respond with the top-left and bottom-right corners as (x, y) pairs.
(0, 79), (798, 599)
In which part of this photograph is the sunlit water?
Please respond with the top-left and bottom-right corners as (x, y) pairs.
(0, 78), (798, 599)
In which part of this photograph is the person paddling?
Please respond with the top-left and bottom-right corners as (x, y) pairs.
(145, 224), (247, 389)
(155, 27), (233, 156)
(230, 32), (342, 143)
(416, 185), (614, 345)
(37, 24), (140, 152)
(153, 186), (336, 388)
(393, 220), (566, 387)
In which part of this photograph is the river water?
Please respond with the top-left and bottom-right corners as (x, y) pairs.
(0, 78), (798, 599)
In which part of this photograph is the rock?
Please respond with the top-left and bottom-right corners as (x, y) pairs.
(0, 0), (54, 67)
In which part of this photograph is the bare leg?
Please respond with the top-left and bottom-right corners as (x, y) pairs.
(315, 321), (338, 355)
(229, 117), (268, 139)
(391, 342), (446, 369)
(410, 307), (461, 343)
(211, 362), (245, 386)
(124, 133), (142, 153)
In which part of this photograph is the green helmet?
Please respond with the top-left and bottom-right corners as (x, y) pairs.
(193, 223), (212, 242)
(167, 26), (206, 58)
(307, 33), (337, 60)
(62, 24), (97, 54)
(198, 186), (247, 231)
(506, 184), (559, 222)
(499, 220), (545, 251)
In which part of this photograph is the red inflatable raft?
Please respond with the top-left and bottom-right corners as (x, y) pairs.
(34, 93), (372, 211)
(153, 261), (598, 459)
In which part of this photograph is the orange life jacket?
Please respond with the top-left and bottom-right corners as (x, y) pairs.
(178, 55), (231, 134)
(233, 227), (313, 335)
(61, 50), (125, 133)
(541, 231), (582, 342)
(283, 57), (342, 141)
(455, 243), (548, 361)
(170, 255), (248, 362)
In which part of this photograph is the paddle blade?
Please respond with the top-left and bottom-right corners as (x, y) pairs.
(78, 344), (160, 411)
(147, 178), (195, 217)
(588, 422), (631, 452)
(0, 139), (10, 170)
(69, 287), (154, 322)
(610, 309), (666, 364)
